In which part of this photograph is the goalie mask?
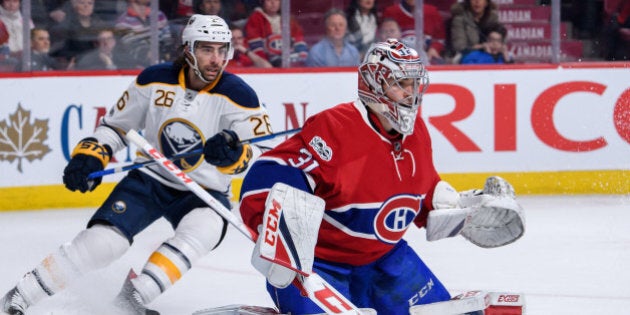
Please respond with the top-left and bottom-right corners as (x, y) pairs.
(358, 39), (429, 135)
(182, 14), (234, 83)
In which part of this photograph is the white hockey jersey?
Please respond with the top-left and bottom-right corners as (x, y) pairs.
(93, 62), (272, 193)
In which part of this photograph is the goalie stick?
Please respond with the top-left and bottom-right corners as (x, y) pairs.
(125, 129), (364, 314)
(87, 128), (301, 180)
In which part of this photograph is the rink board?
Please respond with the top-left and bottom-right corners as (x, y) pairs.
(0, 63), (628, 210)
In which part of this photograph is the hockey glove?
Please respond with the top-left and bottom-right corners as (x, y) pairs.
(63, 138), (112, 193)
(203, 129), (252, 175)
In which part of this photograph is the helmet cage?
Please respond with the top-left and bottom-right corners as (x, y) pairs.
(358, 39), (429, 135)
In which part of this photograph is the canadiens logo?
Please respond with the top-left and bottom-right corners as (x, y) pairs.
(266, 34), (283, 55)
(159, 120), (204, 170)
(374, 195), (423, 244)
(309, 136), (332, 161)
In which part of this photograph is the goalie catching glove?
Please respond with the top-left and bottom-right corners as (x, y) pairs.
(203, 129), (252, 175)
(63, 137), (112, 193)
(426, 176), (525, 248)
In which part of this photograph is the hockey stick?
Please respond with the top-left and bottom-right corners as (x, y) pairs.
(87, 128), (301, 180)
(125, 129), (364, 314)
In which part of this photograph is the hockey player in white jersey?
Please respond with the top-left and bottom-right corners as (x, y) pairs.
(0, 15), (272, 315)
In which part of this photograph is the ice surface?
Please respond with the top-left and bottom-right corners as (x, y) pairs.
(1, 195), (628, 314)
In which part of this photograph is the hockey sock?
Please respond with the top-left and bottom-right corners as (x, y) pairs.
(132, 208), (224, 303)
(16, 225), (129, 307)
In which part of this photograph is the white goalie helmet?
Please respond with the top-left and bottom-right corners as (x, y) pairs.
(358, 39), (429, 135)
(182, 14), (233, 82)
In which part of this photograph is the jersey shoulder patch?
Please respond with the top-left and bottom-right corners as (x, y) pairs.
(212, 71), (261, 109)
(136, 62), (180, 86)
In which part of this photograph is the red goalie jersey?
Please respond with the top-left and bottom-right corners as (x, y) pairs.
(239, 100), (441, 266)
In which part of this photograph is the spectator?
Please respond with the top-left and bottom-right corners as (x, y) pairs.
(0, 16), (7, 48)
(16, 28), (59, 71)
(604, 0), (630, 61)
(382, 0), (445, 63)
(193, 0), (229, 23)
(378, 17), (402, 41)
(30, 0), (63, 27)
(115, 0), (173, 68)
(460, 23), (513, 64)
(229, 24), (272, 68)
(345, 0), (377, 57)
(49, 0), (108, 69)
(449, 0), (500, 63)
(35, 0), (68, 26)
(94, 0), (127, 23)
(0, 0), (34, 55)
(244, 0), (308, 67)
(75, 28), (131, 69)
(306, 9), (360, 67)
(160, 0), (193, 21)
(227, 0), (257, 27)
(40, 0), (126, 27)
(0, 18), (17, 71)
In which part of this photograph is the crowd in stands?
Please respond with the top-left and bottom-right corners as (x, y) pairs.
(0, 0), (627, 72)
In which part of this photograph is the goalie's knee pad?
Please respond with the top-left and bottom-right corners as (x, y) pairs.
(133, 208), (226, 303)
(17, 225), (129, 306)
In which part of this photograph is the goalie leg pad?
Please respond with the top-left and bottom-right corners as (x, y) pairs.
(192, 304), (281, 314)
(251, 183), (325, 288)
(409, 291), (525, 315)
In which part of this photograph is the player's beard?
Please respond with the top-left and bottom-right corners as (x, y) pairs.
(200, 62), (223, 82)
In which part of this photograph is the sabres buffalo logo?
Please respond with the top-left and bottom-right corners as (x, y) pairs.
(374, 194), (423, 244)
(159, 120), (204, 171)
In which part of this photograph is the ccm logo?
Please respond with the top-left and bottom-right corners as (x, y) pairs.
(313, 283), (354, 312)
(148, 148), (192, 183)
(264, 199), (281, 246)
(497, 294), (520, 303)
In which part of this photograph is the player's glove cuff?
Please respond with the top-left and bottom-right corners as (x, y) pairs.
(71, 137), (112, 168)
(204, 129), (253, 174)
(216, 144), (252, 175)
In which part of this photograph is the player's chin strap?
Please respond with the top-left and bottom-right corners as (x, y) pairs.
(185, 51), (227, 84)
(124, 130), (365, 314)
(426, 177), (525, 248)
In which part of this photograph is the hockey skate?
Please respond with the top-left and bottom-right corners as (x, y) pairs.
(0, 287), (28, 315)
(113, 270), (160, 315)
